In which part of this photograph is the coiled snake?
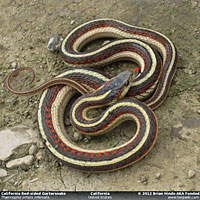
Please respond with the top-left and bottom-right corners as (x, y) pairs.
(6, 19), (177, 171)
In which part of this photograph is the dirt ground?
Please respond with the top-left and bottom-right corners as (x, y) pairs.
(0, 0), (200, 192)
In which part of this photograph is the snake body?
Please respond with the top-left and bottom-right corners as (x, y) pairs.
(6, 19), (177, 172)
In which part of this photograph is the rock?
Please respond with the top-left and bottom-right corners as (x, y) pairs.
(188, 170), (195, 179)
(6, 155), (34, 169)
(37, 140), (44, 149)
(83, 137), (90, 144)
(138, 176), (147, 184)
(10, 61), (18, 69)
(30, 178), (38, 183)
(47, 34), (63, 52)
(70, 20), (75, 25)
(197, 110), (200, 114)
(36, 150), (45, 161)
(191, 0), (198, 8)
(0, 169), (8, 178)
(0, 125), (37, 161)
(155, 173), (161, 179)
(29, 144), (38, 155)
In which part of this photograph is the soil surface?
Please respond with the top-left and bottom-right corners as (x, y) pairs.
(1, 0), (200, 191)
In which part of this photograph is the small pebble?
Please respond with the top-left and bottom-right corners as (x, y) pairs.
(37, 140), (44, 149)
(197, 109), (200, 114)
(14, 181), (18, 186)
(10, 61), (18, 69)
(6, 155), (34, 169)
(36, 150), (45, 161)
(70, 20), (75, 25)
(155, 173), (161, 179)
(47, 34), (63, 52)
(30, 178), (38, 183)
(83, 136), (92, 144)
(29, 144), (38, 155)
(138, 176), (147, 184)
(73, 132), (83, 142)
(188, 170), (195, 178)
(191, 0), (198, 8)
(0, 169), (8, 178)
(83, 137), (90, 143)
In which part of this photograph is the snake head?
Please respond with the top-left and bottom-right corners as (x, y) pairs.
(81, 70), (135, 107)
(103, 70), (134, 103)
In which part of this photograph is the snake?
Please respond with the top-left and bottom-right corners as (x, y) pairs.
(5, 18), (177, 172)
